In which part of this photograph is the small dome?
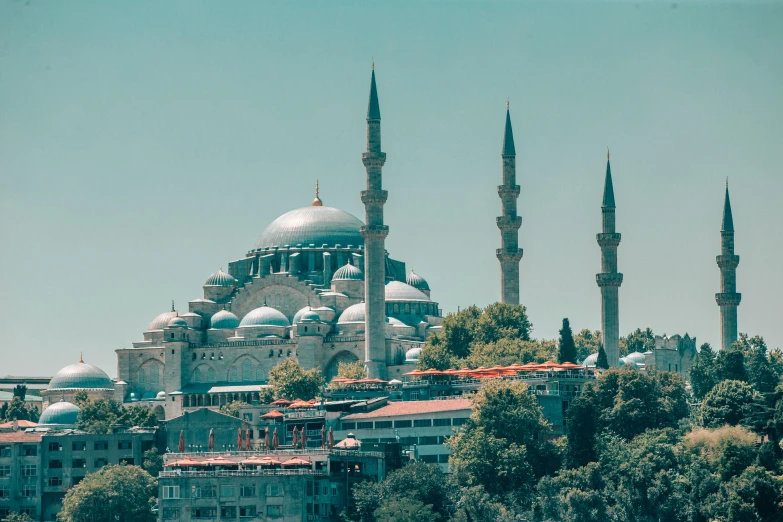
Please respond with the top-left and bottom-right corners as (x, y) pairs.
(385, 281), (430, 302)
(148, 311), (178, 331)
(156, 391), (166, 399)
(386, 317), (407, 327)
(239, 306), (291, 328)
(333, 263), (364, 281)
(406, 271), (430, 292)
(205, 268), (237, 287)
(625, 351), (646, 365)
(299, 310), (321, 322)
(49, 358), (113, 391)
(582, 352), (598, 368)
(210, 310), (240, 330)
(39, 401), (81, 426)
(405, 347), (422, 362)
(292, 306), (314, 325)
(337, 302), (366, 324)
(167, 316), (188, 328)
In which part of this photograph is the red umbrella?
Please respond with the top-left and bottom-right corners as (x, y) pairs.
(245, 429), (251, 451)
(301, 434), (307, 450)
(208, 429), (215, 452)
(237, 428), (242, 451)
(270, 398), (292, 406)
(272, 428), (279, 449)
(328, 427), (334, 449)
(263, 427), (270, 450)
(292, 426), (299, 448)
(178, 430), (185, 453)
(321, 426), (326, 449)
(261, 410), (285, 419)
(281, 457), (311, 467)
(204, 456), (238, 467)
(165, 457), (203, 468)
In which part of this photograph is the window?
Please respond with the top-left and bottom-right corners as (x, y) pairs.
(409, 391), (419, 400)
(48, 441), (62, 451)
(322, 484), (329, 496)
(207, 367), (216, 382)
(162, 508), (180, 520)
(118, 440), (133, 450)
(0, 445), (9, 457)
(438, 454), (450, 463)
(48, 477), (63, 487)
(452, 418), (468, 426)
(94, 458), (108, 468)
(193, 484), (216, 498)
(331, 484), (338, 497)
(49, 460), (63, 469)
(341, 422), (355, 430)
(94, 441), (108, 451)
(220, 506), (237, 518)
(72, 441), (87, 451)
(72, 476), (84, 487)
(0, 486), (9, 498)
(22, 445), (37, 456)
(266, 484), (283, 497)
(0, 508), (9, 518)
(242, 359), (253, 381)
(72, 459), (86, 468)
(239, 505), (257, 517)
(414, 419), (432, 427)
(193, 507), (216, 519)
(394, 420), (412, 428)
(138, 368), (146, 383)
(193, 368), (201, 382)
(21, 464), (37, 477)
(356, 422), (373, 430)
(220, 485), (236, 498)
(266, 505), (282, 517)
(21, 484), (37, 497)
(20, 507), (35, 516)
(433, 418), (451, 427)
(374, 421), (392, 429)
(230, 366), (239, 382)
(119, 457), (135, 465)
(150, 365), (160, 384)
(419, 455), (438, 463)
(240, 485), (255, 497)
(418, 436), (439, 446)
(243, 413), (253, 421)
(399, 436), (417, 446)
(162, 485), (180, 499)
(0, 465), (10, 477)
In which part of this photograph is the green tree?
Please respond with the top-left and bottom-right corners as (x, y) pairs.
(12, 384), (27, 400)
(2, 397), (37, 422)
(701, 465), (783, 522)
(337, 360), (367, 380)
(71, 390), (91, 409)
(595, 346), (609, 370)
(573, 329), (602, 365)
(5, 513), (36, 522)
(557, 318), (577, 364)
(142, 448), (163, 479)
(373, 498), (436, 522)
(58, 465), (157, 522)
(219, 400), (251, 419)
(463, 338), (556, 369)
(702, 380), (756, 428)
(690, 343), (719, 399)
(473, 303), (532, 345)
(416, 337), (459, 371)
(75, 399), (157, 434)
(737, 334), (781, 394)
(716, 346), (748, 382)
(450, 486), (516, 522)
(268, 359), (325, 400)
(622, 327), (656, 354)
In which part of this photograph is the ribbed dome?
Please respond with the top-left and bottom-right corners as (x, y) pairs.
(333, 263), (364, 281)
(299, 310), (321, 322)
(582, 352), (598, 368)
(292, 306), (313, 325)
(405, 347), (422, 362)
(250, 206), (364, 252)
(337, 302), (366, 324)
(39, 401), (81, 426)
(148, 311), (178, 331)
(210, 310), (240, 330)
(167, 316), (188, 328)
(385, 281), (430, 302)
(406, 271), (430, 292)
(625, 351), (646, 365)
(239, 306), (291, 328)
(49, 360), (113, 391)
(205, 268), (237, 287)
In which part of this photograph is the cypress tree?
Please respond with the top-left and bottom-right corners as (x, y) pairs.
(557, 318), (578, 364)
(596, 345), (609, 369)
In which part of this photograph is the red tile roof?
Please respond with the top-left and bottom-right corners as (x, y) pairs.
(0, 420), (38, 429)
(342, 399), (472, 420)
(0, 431), (43, 442)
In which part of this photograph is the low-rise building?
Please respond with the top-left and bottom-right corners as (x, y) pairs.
(0, 431), (43, 520)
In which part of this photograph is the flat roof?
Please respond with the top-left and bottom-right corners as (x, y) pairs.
(342, 399), (472, 420)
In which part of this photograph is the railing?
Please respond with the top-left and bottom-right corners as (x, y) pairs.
(323, 335), (365, 343)
(285, 410), (326, 420)
(160, 469), (327, 478)
(165, 449), (384, 459)
(190, 339), (297, 349)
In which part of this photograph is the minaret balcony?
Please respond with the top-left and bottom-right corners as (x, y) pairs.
(715, 292), (742, 306)
(361, 153), (387, 168)
(496, 216), (522, 231)
(596, 273), (623, 287)
(361, 190), (388, 205)
(496, 248), (523, 263)
(716, 254), (740, 270)
(596, 233), (621, 248)
(497, 185), (521, 198)
(360, 225), (389, 240)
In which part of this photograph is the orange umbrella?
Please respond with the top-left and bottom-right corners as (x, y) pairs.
(237, 428), (242, 450)
(558, 362), (583, 369)
(292, 426), (299, 448)
(165, 457), (203, 468)
(328, 427), (334, 449)
(254, 456), (282, 466)
(272, 428), (279, 449)
(204, 456), (237, 467)
(321, 426), (326, 449)
(178, 430), (185, 453)
(270, 398), (292, 406)
(403, 369), (425, 376)
(263, 427), (270, 450)
(539, 361), (559, 368)
(281, 457), (311, 467)
(245, 429), (251, 451)
(261, 410), (285, 419)
(208, 429), (215, 452)
(421, 368), (444, 375)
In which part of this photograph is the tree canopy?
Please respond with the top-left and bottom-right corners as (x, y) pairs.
(219, 400), (250, 418)
(557, 318), (577, 364)
(268, 359), (325, 400)
(58, 465), (157, 522)
(0, 397), (39, 423)
(74, 397), (157, 434)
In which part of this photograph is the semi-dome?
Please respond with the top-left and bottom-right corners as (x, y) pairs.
(210, 310), (240, 330)
(205, 268), (237, 287)
(239, 306), (291, 328)
(39, 401), (81, 426)
(167, 316), (188, 328)
(250, 206), (365, 253)
(406, 270), (430, 292)
(385, 281), (430, 302)
(405, 347), (422, 362)
(337, 302), (366, 324)
(48, 358), (113, 391)
(333, 263), (364, 281)
(148, 311), (178, 331)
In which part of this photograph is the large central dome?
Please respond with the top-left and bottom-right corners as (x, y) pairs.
(250, 206), (364, 253)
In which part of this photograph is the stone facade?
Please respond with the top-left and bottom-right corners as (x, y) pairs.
(716, 185), (741, 351)
(496, 105), (523, 305)
(597, 154), (623, 367)
(643, 334), (697, 378)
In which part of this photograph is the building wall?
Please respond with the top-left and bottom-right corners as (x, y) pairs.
(0, 433), (43, 521)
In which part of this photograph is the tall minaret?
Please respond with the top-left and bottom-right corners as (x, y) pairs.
(496, 101), (523, 304)
(596, 150), (623, 367)
(360, 63), (388, 379)
(716, 181), (741, 351)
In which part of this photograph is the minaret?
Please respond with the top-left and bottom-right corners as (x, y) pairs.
(596, 150), (623, 367)
(716, 181), (741, 350)
(496, 101), (523, 304)
(360, 63), (388, 379)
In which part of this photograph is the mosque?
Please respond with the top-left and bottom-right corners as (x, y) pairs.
(37, 67), (742, 422)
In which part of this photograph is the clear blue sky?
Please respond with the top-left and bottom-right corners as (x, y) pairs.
(1, 1), (781, 377)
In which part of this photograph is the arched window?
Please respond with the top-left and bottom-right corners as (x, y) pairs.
(242, 360), (253, 381)
(207, 367), (215, 382)
(230, 366), (238, 382)
(256, 367), (265, 381)
(150, 365), (159, 385)
(138, 369), (146, 384)
(193, 368), (201, 383)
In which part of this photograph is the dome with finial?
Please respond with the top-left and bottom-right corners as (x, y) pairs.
(48, 355), (113, 391)
(210, 309), (240, 330)
(39, 400), (81, 426)
(239, 306), (291, 328)
(167, 316), (188, 328)
(205, 268), (237, 287)
(406, 270), (430, 292)
(312, 179), (323, 207)
(148, 302), (179, 331)
(333, 263), (364, 281)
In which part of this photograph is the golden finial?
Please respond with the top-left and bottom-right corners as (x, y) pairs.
(726, 177), (729, 188)
(607, 147), (610, 160)
(312, 179), (323, 206)
(79, 352), (84, 363)
(506, 98), (509, 111)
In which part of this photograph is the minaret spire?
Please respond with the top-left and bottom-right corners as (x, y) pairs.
(312, 179), (323, 206)
(596, 151), (623, 367)
(716, 182), (740, 350)
(361, 64), (389, 379)
(496, 102), (523, 304)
